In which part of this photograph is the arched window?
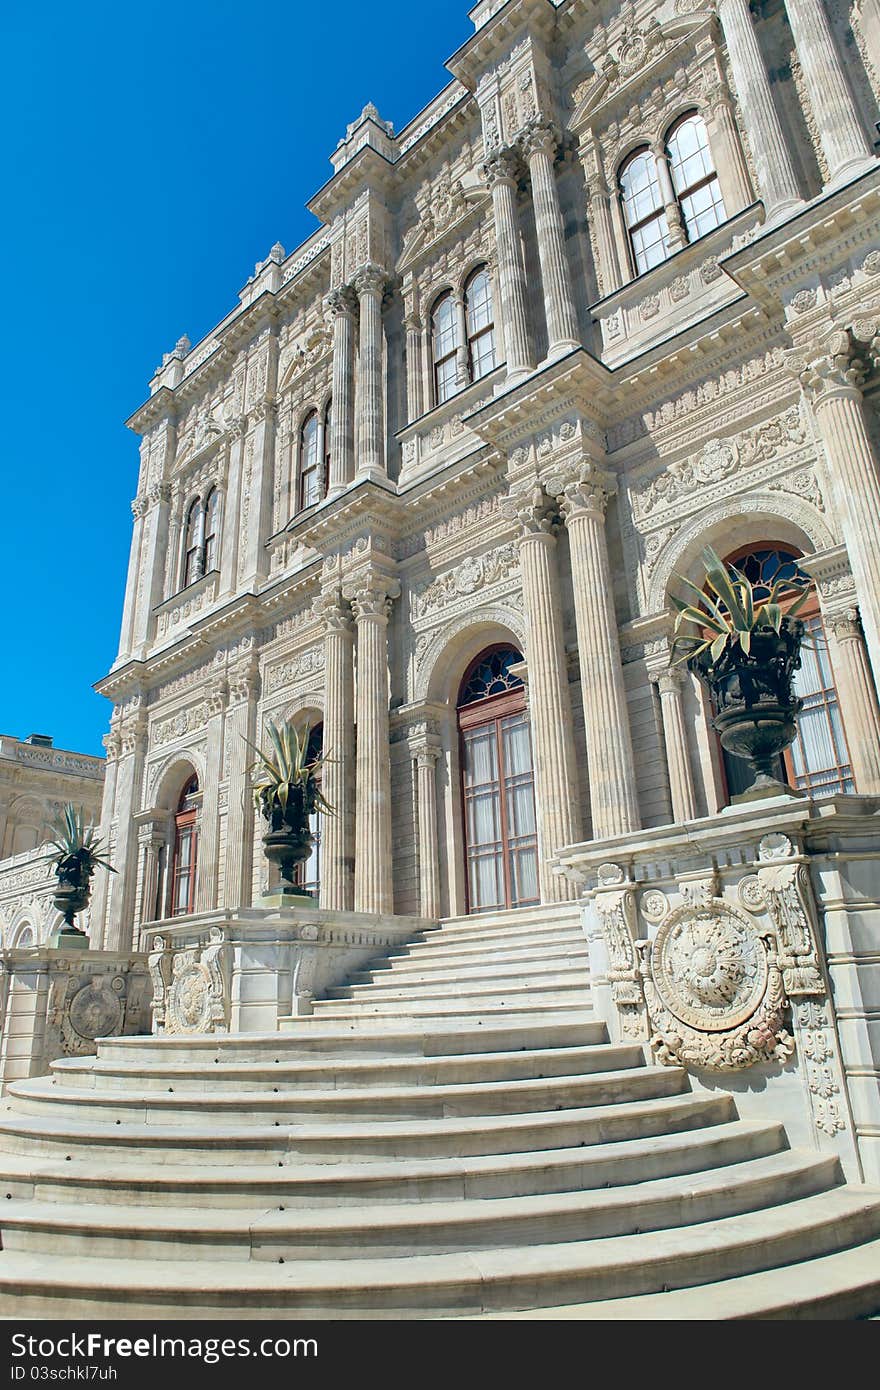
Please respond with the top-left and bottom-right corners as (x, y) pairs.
(181, 491), (221, 589)
(457, 646), (538, 914)
(171, 775), (200, 916)
(666, 113), (725, 243)
(323, 399), (333, 493)
(432, 292), (460, 405)
(465, 267), (496, 382)
(620, 147), (670, 276)
(719, 546), (853, 799)
(203, 487), (220, 573)
(183, 498), (203, 588)
(298, 411), (320, 511)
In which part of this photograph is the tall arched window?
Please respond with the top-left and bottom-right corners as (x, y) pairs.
(323, 399), (332, 493)
(719, 546), (853, 799)
(465, 266), (496, 382)
(620, 147), (670, 276)
(181, 491), (221, 589)
(183, 498), (203, 588)
(666, 113), (725, 243)
(299, 411), (320, 510)
(171, 775), (200, 916)
(432, 292), (460, 405)
(457, 647), (539, 913)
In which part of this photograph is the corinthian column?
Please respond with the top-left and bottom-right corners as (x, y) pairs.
(324, 286), (357, 497)
(404, 311), (424, 424)
(520, 120), (580, 359)
(412, 741), (442, 919)
(796, 332), (880, 683)
(826, 609), (880, 794)
(550, 466), (640, 839)
(502, 483), (582, 898)
(353, 264), (387, 484)
(346, 573), (401, 915)
(482, 147), (534, 383)
(653, 668), (698, 823)
(783, 0), (874, 184)
(715, 0), (802, 219)
(314, 589), (355, 911)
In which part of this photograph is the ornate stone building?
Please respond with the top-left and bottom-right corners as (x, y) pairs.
(92, 0), (880, 955)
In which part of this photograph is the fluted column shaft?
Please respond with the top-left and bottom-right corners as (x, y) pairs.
(715, 0), (802, 218)
(222, 672), (258, 910)
(557, 474), (641, 838)
(414, 747), (442, 919)
(827, 610), (880, 794)
(705, 88), (754, 213)
(521, 122), (580, 356)
(325, 287), (357, 496)
(103, 719), (147, 952)
(404, 314), (424, 425)
(783, 0), (873, 183)
(483, 149), (534, 380)
(654, 669), (699, 823)
(316, 593), (355, 911)
(118, 501), (146, 661)
(652, 142), (687, 248)
(349, 577), (400, 915)
(354, 265), (386, 482)
(802, 347), (880, 684)
(506, 490), (582, 898)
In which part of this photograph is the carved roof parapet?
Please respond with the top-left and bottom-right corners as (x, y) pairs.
(447, 0), (559, 94)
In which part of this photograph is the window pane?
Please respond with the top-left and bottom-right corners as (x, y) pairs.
(432, 295), (459, 362)
(621, 150), (664, 229)
(679, 177), (725, 240)
(436, 355), (458, 403)
(631, 212), (671, 274)
(466, 271), (493, 335)
(470, 329), (496, 380)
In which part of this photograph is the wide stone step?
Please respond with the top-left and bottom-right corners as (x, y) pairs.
(378, 931), (587, 969)
(8, 1065), (676, 1126)
(0, 1152), (840, 1262)
(101, 1014), (605, 1060)
(0, 1119), (786, 1210)
(331, 966), (589, 997)
(312, 990), (590, 1019)
(48, 1041), (642, 1095)
(1, 1189), (878, 1318)
(347, 951), (589, 986)
(0, 1088), (726, 1166)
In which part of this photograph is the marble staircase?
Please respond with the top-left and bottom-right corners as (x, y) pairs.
(0, 903), (879, 1319)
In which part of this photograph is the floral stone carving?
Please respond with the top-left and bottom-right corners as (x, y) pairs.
(153, 929), (231, 1035)
(641, 899), (795, 1071)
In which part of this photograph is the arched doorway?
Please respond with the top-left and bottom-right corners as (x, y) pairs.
(720, 545), (853, 798)
(171, 774), (200, 916)
(457, 646), (539, 914)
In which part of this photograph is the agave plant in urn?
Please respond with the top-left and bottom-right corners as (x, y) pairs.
(246, 720), (333, 906)
(671, 546), (813, 801)
(47, 803), (116, 948)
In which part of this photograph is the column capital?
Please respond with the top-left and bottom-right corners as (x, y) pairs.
(480, 145), (522, 189)
(501, 482), (557, 537)
(148, 481), (172, 508)
(351, 262), (388, 299)
(520, 116), (560, 162)
(131, 494), (149, 520)
(313, 588), (354, 633)
(323, 285), (358, 320)
(827, 607), (863, 642)
(345, 573), (401, 623)
(787, 329), (869, 403)
(545, 463), (616, 522)
(412, 743), (442, 770)
(652, 665), (685, 695)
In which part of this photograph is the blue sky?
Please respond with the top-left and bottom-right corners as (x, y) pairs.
(0, 0), (471, 756)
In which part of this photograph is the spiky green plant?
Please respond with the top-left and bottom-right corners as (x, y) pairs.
(670, 546), (813, 666)
(245, 720), (334, 821)
(47, 804), (116, 880)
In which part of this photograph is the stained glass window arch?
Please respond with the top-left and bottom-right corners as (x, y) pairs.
(458, 647), (525, 707)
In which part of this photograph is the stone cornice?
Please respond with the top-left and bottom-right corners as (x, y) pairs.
(464, 349), (616, 448)
(307, 146), (397, 226)
(447, 0), (558, 91)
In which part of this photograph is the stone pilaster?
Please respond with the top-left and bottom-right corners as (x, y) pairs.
(90, 729), (121, 940)
(549, 465), (641, 839)
(826, 609), (880, 794)
(412, 741), (442, 920)
(704, 80), (754, 214)
(794, 331), (880, 684)
(482, 147), (534, 382)
(222, 662), (260, 910)
(102, 711), (147, 952)
(653, 667), (699, 824)
(195, 680), (228, 913)
(132, 481), (172, 652)
(715, 0), (803, 219)
(502, 482), (581, 899)
(520, 119), (580, 358)
(353, 264), (387, 483)
(404, 311), (424, 424)
(314, 589), (356, 911)
(783, 0), (874, 184)
(239, 398), (278, 587)
(219, 417), (247, 597)
(118, 497), (147, 661)
(324, 286), (358, 496)
(346, 573), (401, 915)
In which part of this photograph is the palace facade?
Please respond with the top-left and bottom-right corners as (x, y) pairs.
(91, 0), (880, 953)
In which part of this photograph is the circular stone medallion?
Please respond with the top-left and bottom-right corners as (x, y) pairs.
(652, 903), (768, 1031)
(170, 966), (212, 1033)
(68, 982), (124, 1042)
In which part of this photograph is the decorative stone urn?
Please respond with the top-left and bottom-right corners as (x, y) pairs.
(52, 850), (94, 938)
(689, 618), (805, 796)
(260, 786), (315, 901)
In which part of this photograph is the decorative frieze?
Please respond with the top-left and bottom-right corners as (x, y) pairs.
(410, 543), (520, 621)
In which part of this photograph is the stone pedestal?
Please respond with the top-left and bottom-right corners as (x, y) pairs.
(558, 794), (880, 1183)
